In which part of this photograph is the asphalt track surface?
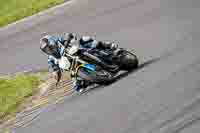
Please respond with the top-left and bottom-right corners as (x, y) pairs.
(0, 0), (200, 132)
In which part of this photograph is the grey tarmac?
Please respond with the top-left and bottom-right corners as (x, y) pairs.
(0, 0), (200, 132)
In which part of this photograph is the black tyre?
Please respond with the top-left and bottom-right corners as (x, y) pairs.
(118, 50), (139, 70)
(77, 67), (113, 84)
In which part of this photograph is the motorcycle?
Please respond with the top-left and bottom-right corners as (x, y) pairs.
(58, 43), (139, 90)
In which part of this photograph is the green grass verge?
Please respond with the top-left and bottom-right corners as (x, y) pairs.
(0, 0), (65, 27)
(0, 72), (48, 119)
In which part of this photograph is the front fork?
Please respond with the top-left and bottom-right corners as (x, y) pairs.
(71, 65), (89, 91)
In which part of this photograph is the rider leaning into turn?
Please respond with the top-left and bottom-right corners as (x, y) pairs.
(40, 33), (118, 92)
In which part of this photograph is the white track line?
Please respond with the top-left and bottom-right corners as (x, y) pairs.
(0, 0), (78, 32)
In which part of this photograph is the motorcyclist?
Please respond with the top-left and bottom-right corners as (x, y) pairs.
(40, 33), (118, 92)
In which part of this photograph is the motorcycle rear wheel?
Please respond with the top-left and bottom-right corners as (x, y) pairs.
(118, 50), (139, 71)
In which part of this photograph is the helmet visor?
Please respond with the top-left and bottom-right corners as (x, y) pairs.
(42, 45), (58, 55)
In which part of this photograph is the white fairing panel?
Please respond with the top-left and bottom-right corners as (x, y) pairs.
(68, 44), (79, 55)
(58, 56), (71, 70)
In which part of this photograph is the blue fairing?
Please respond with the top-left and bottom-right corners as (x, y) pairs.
(84, 64), (96, 71)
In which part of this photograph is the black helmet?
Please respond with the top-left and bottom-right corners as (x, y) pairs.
(40, 35), (58, 55)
